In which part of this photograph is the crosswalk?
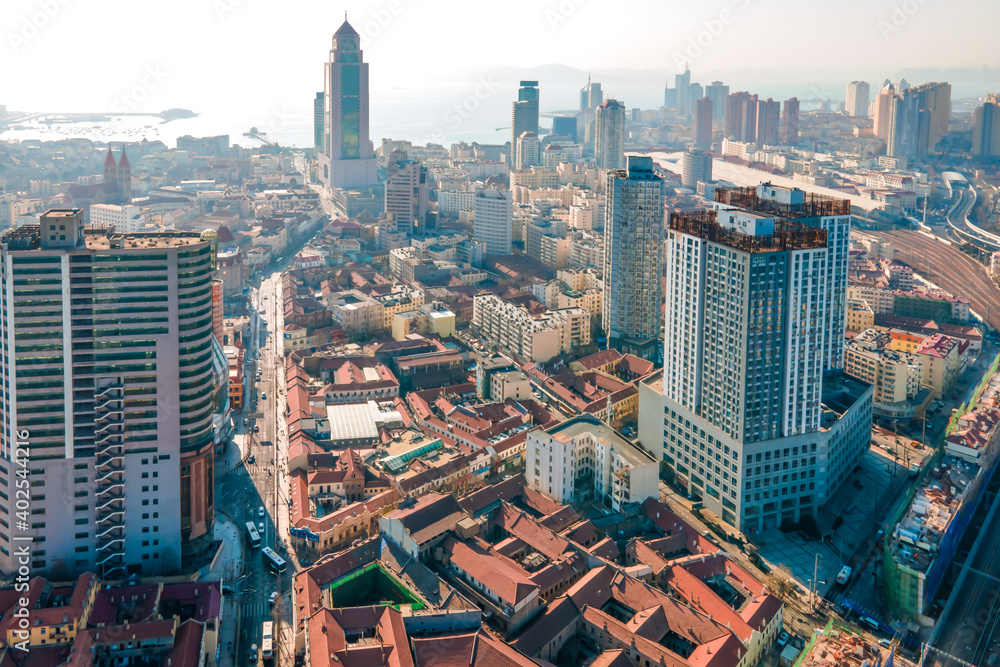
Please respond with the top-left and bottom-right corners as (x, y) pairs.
(228, 463), (274, 477)
(240, 600), (272, 617)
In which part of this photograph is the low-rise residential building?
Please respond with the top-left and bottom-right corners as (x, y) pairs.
(846, 298), (875, 332)
(845, 329), (928, 418)
(526, 415), (658, 511)
(472, 294), (591, 363)
(391, 302), (456, 340)
(914, 333), (964, 400)
(894, 286), (971, 323)
(327, 289), (385, 338)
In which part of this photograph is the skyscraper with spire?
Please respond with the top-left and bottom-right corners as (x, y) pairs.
(318, 17), (377, 190)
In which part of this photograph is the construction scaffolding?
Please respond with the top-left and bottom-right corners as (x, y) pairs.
(669, 209), (828, 254)
(716, 186), (852, 218)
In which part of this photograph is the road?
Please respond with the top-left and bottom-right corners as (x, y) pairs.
(218, 273), (293, 666)
(879, 230), (1000, 332)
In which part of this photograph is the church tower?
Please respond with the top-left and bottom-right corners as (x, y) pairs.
(103, 146), (118, 189)
(117, 146), (132, 203)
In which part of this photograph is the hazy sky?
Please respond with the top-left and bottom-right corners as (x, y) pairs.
(2, 0), (998, 115)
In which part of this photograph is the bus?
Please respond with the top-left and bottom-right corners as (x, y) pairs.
(262, 546), (286, 573)
(245, 521), (261, 549)
(261, 621), (273, 660)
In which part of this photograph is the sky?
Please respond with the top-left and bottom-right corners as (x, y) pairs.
(2, 0), (998, 118)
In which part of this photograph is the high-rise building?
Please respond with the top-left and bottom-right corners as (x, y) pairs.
(551, 116), (578, 143)
(645, 186), (872, 531)
(603, 156), (664, 357)
(681, 150), (712, 188)
(318, 20), (377, 189)
(782, 97), (800, 145)
(717, 183), (852, 372)
(725, 91), (758, 141)
(384, 150), (429, 234)
(595, 100), (626, 170)
(579, 76), (602, 112)
(755, 98), (781, 146)
(704, 81), (729, 121)
(313, 91), (325, 152)
(473, 188), (512, 256)
(663, 85), (677, 110)
(886, 82), (951, 158)
(675, 66), (692, 115)
(0, 210), (225, 578)
(845, 81), (871, 117)
(872, 83), (895, 141)
(972, 99), (1000, 158)
(515, 131), (541, 169)
(512, 81), (540, 166)
(694, 97), (713, 149)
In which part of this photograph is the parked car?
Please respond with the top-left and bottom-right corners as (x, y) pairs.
(259, 506), (266, 517)
(269, 591), (278, 605)
(860, 616), (879, 632)
(777, 631), (790, 648)
(836, 565), (852, 585)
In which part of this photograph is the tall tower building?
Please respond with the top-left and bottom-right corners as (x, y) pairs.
(648, 186), (871, 532)
(782, 97), (800, 145)
(972, 100), (1000, 158)
(694, 97), (713, 149)
(845, 81), (871, 117)
(595, 99), (626, 170)
(579, 76), (602, 112)
(313, 91), (325, 152)
(511, 81), (540, 166)
(473, 188), (512, 256)
(318, 19), (377, 190)
(725, 92), (758, 141)
(0, 211), (224, 579)
(704, 81), (729, 121)
(717, 184), (852, 372)
(755, 98), (781, 146)
(603, 156), (664, 358)
(675, 66), (692, 116)
(872, 83), (895, 141)
(384, 150), (429, 234)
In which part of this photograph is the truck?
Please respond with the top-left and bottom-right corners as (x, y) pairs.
(836, 565), (852, 585)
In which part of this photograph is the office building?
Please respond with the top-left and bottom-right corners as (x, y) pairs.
(693, 97), (713, 149)
(675, 66), (692, 115)
(603, 156), (664, 358)
(717, 183), (852, 372)
(516, 131), (541, 169)
(579, 76), (602, 112)
(525, 415), (658, 511)
(313, 91), (324, 152)
(318, 19), (377, 189)
(0, 210), (225, 579)
(681, 149), (712, 188)
(663, 84), (676, 110)
(644, 191), (872, 530)
(872, 82), (895, 141)
(704, 81), (729, 120)
(725, 91), (758, 141)
(89, 204), (146, 233)
(782, 97), (800, 145)
(473, 187), (512, 256)
(384, 150), (429, 234)
(972, 99), (1000, 158)
(512, 81), (540, 166)
(845, 81), (871, 117)
(550, 116), (578, 143)
(755, 98), (781, 146)
(595, 99), (626, 170)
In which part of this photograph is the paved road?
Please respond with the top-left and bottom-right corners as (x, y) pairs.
(879, 230), (1000, 331)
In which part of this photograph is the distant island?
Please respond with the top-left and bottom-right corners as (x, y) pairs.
(160, 108), (198, 123)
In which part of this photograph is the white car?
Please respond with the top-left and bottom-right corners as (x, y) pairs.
(836, 565), (852, 585)
(258, 506), (265, 517)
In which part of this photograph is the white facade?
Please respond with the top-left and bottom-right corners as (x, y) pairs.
(472, 294), (589, 363)
(89, 204), (146, 233)
(473, 188), (513, 256)
(527, 415), (658, 511)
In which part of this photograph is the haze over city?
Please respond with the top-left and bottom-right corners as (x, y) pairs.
(1, 2), (1000, 667)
